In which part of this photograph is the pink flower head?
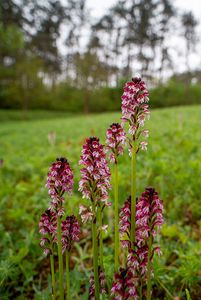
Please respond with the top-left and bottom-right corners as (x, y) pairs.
(111, 268), (138, 300)
(61, 215), (80, 252)
(136, 187), (164, 246)
(121, 77), (150, 152)
(79, 137), (111, 204)
(106, 123), (126, 163)
(46, 157), (74, 198)
(39, 209), (57, 255)
(46, 157), (74, 211)
(89, 268), (107, 299)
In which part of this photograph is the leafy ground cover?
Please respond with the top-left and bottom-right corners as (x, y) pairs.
(0, 106), (201, 299)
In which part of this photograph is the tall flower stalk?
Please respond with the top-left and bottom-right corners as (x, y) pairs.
(92, 202), (100, 300)
(136, 187), (164, 299)
(50, 252), (56, 300)
(45, 157), (74, 300)
(57, 216), (64, 300)
(118, 187), (164, 299)
(97, 204), (104, 269)
(106, 123), (126, 271)
(113, 162), (119, 269)
(131, 140), (136, 245)
(121, 77), (150, 247)
(79, 137), (111, 299)
(61, 215), (80, 300)
(65, 251), (70, 300)
(39, 209), (57, 299)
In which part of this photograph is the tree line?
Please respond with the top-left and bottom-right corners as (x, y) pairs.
(0, 0), (200, 112)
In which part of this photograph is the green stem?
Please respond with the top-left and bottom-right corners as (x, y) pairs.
(92, 203), (100, 300)
(57, 216), (64, 300)
(50, 254), (56, 300)
(113, 162), (119, 271)
(139, 278), (143, 300)
(66, 251), (70, 300)
(147, 236), (152, 300)
(157, 279), (174, 299)
(98, 206), (104, 269)
(130, 139), (136, 247)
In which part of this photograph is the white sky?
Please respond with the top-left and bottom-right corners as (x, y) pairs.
(87, 0), (201, 20)
(85, 0), (201, 74)
(58, 0), (201, 75)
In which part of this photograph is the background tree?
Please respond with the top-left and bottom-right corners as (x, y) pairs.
(73, 51), (109, 113)
(181, 11), (198, 72)
(0, 0), (201, 112)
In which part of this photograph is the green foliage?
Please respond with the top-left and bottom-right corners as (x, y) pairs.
(1, 70), (201, 112)
(0, 106), (201, 298)
(186, 289), (192, 300)
(150, 81), (201, 108)
(0, 24), (24, 55)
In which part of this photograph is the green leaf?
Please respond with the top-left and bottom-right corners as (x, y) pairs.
(185, 289), (192, 300)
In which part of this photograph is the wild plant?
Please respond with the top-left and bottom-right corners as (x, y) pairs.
(38, 77), (164, 300)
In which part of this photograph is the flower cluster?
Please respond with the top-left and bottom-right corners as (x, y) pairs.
(136, 187), (164, 246)
(89, 268), (107, 299)
(111, 268), (138, 300)
(106, 123), (126, 163)
(79, 137), (111, 203)
(127, 244), (149, 277)
(46, 157), (74, 213)
(46, 157), (73, 215)
(119, 188), (164, 249)
(118, 188), (164, 297)
(119, 196), (131, 248)
(61, 215), (80, 253)
(79, 204), (93, 223)
(39, 209), (57, 255)
(121, 77), (150, 152)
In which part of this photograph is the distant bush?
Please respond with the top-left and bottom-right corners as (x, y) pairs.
(150, 82), (201, 108)
(0, 81), (201, 112)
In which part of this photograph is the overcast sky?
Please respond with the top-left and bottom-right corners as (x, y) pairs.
(59, 0), (201, 74)
(87, 0), (201, 20)
(85, 0), (201, 73)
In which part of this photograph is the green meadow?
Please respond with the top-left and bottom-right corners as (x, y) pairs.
(0, 106), (201, 299)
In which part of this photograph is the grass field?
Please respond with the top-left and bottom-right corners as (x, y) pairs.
(0, 106), (201, 299)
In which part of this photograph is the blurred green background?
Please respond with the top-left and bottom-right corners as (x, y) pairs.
(0, 0), (201, 299)
(0, 0), (201, 113)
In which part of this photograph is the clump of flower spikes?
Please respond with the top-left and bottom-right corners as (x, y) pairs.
(61, 215), (80, 253)
(39, 209), (57, 255)
(39, 211), (80, 254)
(111, 267), (138, 300)
(46, 157), (74, 214)
(39, 157), (80, 255)
(119, 187), (163, 248)
(116, 187), (164, 297)
(121, 77), (150, 152)
(105, 123), (126, 163)
(78, 137), (111, 203)
(89, 268), (107, 299)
